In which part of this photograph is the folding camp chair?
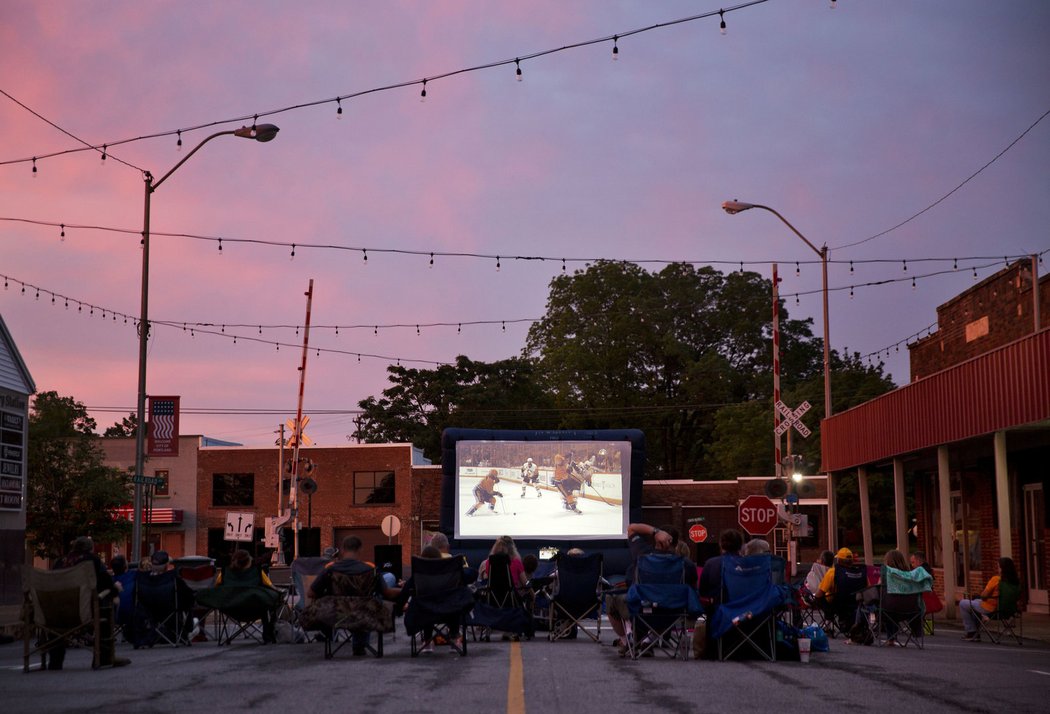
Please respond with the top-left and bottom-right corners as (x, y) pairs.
(625, 553), (701, 660)
(299, 568), (393, 659)
(548, 552), (604, 643)
(712, 554), (785, 662)
(131, 570), (194, 647)
(822, 562), (868, 637)
(921, 590), (943, 635)
(471, 553), (533, 641)
(875, 564), (931, 649)
(195, 566), (282, 646)
(977, 579), (1024, 645)
(22, 562), (103, 672)
(177, 563), (217, 641)
(404, 556), (475, 656)
(282, 557), (329, 634)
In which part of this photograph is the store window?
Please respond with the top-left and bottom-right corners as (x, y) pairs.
(212, 473), (254, 507)
(353, 471), (395, 505)
(154, 469), (170, 497)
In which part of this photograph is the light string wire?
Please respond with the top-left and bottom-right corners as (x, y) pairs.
(5, 252), (1043, 364)
(0, 1), (769, 169)
(0, 88), (147, 174)
(0, 216), (1042, 271)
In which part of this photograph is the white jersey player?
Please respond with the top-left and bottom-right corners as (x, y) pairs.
(520, 457), (541, 498)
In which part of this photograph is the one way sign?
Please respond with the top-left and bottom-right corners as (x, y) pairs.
(225, 512), (256, 542)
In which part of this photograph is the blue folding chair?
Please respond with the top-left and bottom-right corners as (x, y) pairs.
(625, 553), (701, 659)
(712, 554), (786, 661)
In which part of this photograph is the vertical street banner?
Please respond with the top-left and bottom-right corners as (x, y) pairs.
(147, 395), (180, 456)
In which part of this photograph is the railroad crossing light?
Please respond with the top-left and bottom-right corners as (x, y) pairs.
(784, 454), (805, 482)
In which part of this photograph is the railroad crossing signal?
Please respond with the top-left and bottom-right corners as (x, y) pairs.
(774, 400), (811, 438)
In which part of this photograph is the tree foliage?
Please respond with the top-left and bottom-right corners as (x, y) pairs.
(355, 355), (555, 461)
(26, 392), (131, 559)
(357, 262), (896, 480)
(102, 411), (138, 438)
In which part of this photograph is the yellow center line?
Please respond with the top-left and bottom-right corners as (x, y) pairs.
(507, 640), (525, 714)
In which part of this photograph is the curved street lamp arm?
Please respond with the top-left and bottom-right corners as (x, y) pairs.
(746, 203), (825, 259)
(151, 129), (240, 192)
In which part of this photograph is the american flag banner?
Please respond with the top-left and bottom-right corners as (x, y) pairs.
(147, 396), (180, 456)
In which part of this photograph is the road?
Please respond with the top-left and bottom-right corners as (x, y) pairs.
(3, 624), (1048, 713)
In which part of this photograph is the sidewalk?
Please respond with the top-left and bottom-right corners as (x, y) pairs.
(936, 610), (1049, 643)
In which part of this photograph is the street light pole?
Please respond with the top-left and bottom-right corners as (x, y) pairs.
(722, 199), (836, 547)
(131, 124), (279, 564)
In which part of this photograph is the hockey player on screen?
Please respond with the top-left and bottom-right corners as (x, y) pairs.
(466, 469), (503, 516)
(553, 452), (594, 514)
(520, 457), (541, 498)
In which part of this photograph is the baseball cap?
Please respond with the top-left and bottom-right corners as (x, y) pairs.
(835, 547), (854, 561)
(151, 550), (170, 566)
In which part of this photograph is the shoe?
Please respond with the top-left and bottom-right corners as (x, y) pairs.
(614, 637), (629, 656)
(453, 637), (465, 651)
(884, 638), (902, 647)
(419, 640), (435, 654)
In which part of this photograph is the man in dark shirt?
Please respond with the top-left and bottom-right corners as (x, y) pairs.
(697, 529), (745, 617)
(48, 536), (130, 670)
(606, 523), (696, 655)
(309, 535), (399, 655)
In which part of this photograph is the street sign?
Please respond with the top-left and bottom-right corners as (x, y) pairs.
(738, 495), (778, 536)
(688, 523), (708, 543)
(774, 400), (811, 438)
(381, 514), (401, 538)
(132, 475), (166, 486)
(225, 511), (255, 542)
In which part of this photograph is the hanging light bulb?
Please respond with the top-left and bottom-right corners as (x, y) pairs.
(290, 243), (296, 259)
(849, 260), (854, 274)
(496, 256), (501, 272)
(902, 259), (908, 272)
(719, 9), (727, 35)
(336, 98), (343, 119)
(32, 157), (37, 178)
(429, 253), (434, 268)
(177, 130), (183, 151)
(515, 59), (523, 82)
(612, 36), (619, 60)
(796, 261), (800, 277)
(101, 145), (107, 164)
(849, 286), (854, 299)
(830, 0), (837, 8)
(953, 258), (958, 270)
(218, 238), (223, 254)
(60, 224), (65, 242)
(363, 249), (368, 263)
(420, 79), (427, 102)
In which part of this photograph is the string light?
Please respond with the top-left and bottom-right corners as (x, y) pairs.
(849, 260), (853, 274)
(32, 158), (37, 177)
(849, 286), (854, 299)
(496, 256), (501, 272)
(218, 238), (223, 254)
(429, 253), (434, 268)
(100, 145), (107, 164)
(290, 243), (296, 259)
(363, 249), (368, 263)
(420, 79), (427, 103)
(795, 261), (800, 277)
(719, 9), (726, 35)
(59, 224), (65, 241)
(176, 130), (182, 151)
(336, 98), (343, 119)
(515, 59), (523, 82)
(902, 259), (908, 272)
(416, 325), (420, 336)
(612, 35), (619, 60)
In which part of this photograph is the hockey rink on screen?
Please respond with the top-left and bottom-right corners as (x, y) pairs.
(456, 474), (624, 540)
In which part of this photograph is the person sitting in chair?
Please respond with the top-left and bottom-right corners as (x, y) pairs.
(813, 547), (856, 602)
(48, 536), (130, 670)
(307, 536), (399, 655)
(960, 557), (1019, 642)
(804, 550), (835, 596)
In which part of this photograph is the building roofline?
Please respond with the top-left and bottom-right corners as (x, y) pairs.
(0, 313), (37, 394)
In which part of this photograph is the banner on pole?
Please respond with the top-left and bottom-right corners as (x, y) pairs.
(147, 396), (180, 456)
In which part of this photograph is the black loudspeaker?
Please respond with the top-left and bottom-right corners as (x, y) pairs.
(798, 480), (815, 497)
(299, 478), (318, 495)
(765, 478), (788, 499)
(374, 544), (403, 581)
(297, 528), (321, 557)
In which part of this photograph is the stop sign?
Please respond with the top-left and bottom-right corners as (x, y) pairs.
(688, 523), (708, 543)
(738, 495), (778, 536)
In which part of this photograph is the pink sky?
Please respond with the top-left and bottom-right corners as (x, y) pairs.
(2, 1), (1048, 446)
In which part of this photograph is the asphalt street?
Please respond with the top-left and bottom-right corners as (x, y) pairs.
(2, 625), (1048, 714)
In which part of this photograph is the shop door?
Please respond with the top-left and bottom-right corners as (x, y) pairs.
(1024, 484), (1047, 611)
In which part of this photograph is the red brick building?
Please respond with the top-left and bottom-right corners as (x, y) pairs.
(822, 259), (1050, 616)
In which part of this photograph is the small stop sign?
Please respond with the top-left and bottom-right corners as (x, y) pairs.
(688, 523), (708, 543)
(738, 495), (778, 536)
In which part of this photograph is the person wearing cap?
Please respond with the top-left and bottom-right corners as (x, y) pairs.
(150, 550), (174, 574)
(814, 547), (856, 601)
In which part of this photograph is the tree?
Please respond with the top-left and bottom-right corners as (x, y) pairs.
(103, 411), (138, 437)
(26, 392), (131, 559)
(355, 355), (555, 462)
(523, 261), (824, 479)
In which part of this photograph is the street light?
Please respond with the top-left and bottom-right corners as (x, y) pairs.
(131, 124), (279, 564)
(722, 199), (835, 545)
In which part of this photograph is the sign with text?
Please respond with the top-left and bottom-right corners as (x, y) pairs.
(0, 400), (27, 512)
(688, 523), (708, 543)
(147, 395), (180, 456)
(738, 495), (778, 536)
(225, 511), (255, 542)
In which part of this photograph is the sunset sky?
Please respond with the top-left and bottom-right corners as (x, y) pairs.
(2, 1), (1048, 447)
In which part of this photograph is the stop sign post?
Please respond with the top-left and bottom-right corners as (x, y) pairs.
(688, 523), (708, 543)
(738, 495), (778, 536)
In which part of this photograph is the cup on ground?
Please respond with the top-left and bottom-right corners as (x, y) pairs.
(798, 637), (812, 663)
